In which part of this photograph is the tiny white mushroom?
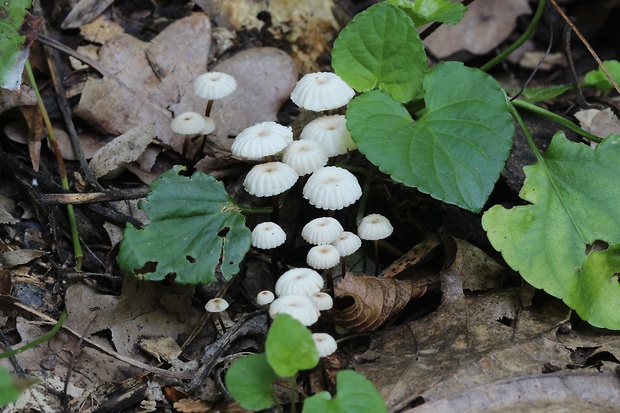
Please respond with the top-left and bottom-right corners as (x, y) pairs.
(194, 71), (237, 100)
(300, 115), (357, 157)
(291, 72), (355, 111)
(232, 121), (293, 159)
(312, 333), (338, 357)
(309, 292), (333, 311)
(307, 245), (340, 270)
(269, 294), (320, 326)
(170, 111), (209, 135)
(303, 166), (362, 210)
(257, 290), (275, 306)
(243, 162), (298, 197)
(331, 231), (362, 277)
(301, 217), (344, 245)
(358, 214), (394, 276)
(252, 222), (286, 249)
(282, 140), (328, 175)
(205, 298), (229, 333)
(275, 268), (324, 297)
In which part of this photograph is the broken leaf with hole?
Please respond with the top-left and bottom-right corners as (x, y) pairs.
(118, 166), (251, 284)
(483, 132), (620, 329)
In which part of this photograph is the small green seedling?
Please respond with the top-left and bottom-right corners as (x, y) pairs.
(0, 366), (22, 407)
(225, 314), (387, 412)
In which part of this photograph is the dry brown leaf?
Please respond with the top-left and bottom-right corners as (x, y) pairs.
(441, 235), (504, 291)
(381, 234), (441, 278)
(0, 85), (36, 116)
(61, 0), (115, 29)
(329, 271), (439, 332)
(574, 108), (620, 141)
(173, 398), (213, 413)
(89, 123), (155, 179)
(53, 127), (104, 160)
(0, 249), (47, 268)
(424, 0), (531, 58)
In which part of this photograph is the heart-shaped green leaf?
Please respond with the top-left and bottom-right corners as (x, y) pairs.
(266, 314), (319, 377)
(332, 1), (427, 103)
(302, 370), (388, 413)
(118, 166), (251, 284)
(225, 353), (278, 411)
(387, 0), (466, 27)
(346, 61), (514, 212)
(483, 133), (620, 329)
(0, 0), (34, 90)
(583, 60), (620, 93)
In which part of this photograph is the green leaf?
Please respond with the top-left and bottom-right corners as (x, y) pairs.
(225, 353), (278, 411)
(302, 370), (388, 413)
(265, 314), (319, 377)
(0, 0), (34, 90)
(583, 60), (620, 93)
(346, 61), (514, 213)
(332, 1), (427, 103)
(0, 366), (21, 406)
(387, 0), (466, 27)
(508, 85), (572, 104)
(482, 132), (620, 329)
(118, 166), (251, 284)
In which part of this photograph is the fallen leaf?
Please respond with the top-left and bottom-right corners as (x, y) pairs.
(424, 0), (531, 58)
(574, 107), (620, 141)
(61, 0), (115, 29)
(88, 123), (155, 179)
(0, 249), (46, 268)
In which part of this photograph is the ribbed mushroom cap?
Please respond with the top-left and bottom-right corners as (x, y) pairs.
(275, 268), (324, 297)
(299, 115), (357, 157)
(358, 214), (394, 240)
(291, 72), (355, 111)
(282, 140), (328, 175)
(171, 111), (209, 135)
(307, 244), (340, 270)
(301, 217), (344, 245)
(205, 298), (229, 313)
(244, 162), (298, 197)
(309, 292), (333, 311)
(331, 231), (362, 257)
(303, 166), (362, 210)
(202, 116), (216, 135)
(312, 333), (338, 357)
(194, 71), (237, 100)
(256, 290), (275, 306)
(252, 222), (286, 249)
(232, 122), (293, 159)
(269, 294), (320, 326)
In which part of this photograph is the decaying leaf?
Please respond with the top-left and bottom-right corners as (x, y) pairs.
(574, 107), (620, 142)
(89, 123), (155, 179)
(424, 0), (530, 58)
(330, 272), (440, 332)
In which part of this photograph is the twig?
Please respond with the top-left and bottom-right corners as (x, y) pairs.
(63, 314), (98, 411)
(36, 34), (114, 78)
(549, 0), (620, 96)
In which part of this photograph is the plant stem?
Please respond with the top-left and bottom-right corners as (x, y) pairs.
(290, 374), (297, 413)
(0, 310), (67, 358)
(507, 99), (544, 163)
(25, 61), (83, 270)
(512, 99), (603, 142)
(480, 0), (547, 73)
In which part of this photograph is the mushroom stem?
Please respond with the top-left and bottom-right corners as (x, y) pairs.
(290, 374), (298, 413)
(213, 313), (227, 334)
(181, 136), (191, 165)
(271, 195), (280, 224)
(325, 268), (334, 296)
(373, 240), (380, 276)
(205, 99), (214, 117)
(340, 257), (347, 279)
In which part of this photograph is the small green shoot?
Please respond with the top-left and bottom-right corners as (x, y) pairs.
(387, 0), (466, 27)
(0, 367), (22, 407)
(582, 60), (620, 92)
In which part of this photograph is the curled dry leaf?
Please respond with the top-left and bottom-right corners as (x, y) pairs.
(329, 272), (440, 332)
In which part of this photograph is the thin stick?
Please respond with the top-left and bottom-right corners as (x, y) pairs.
(549, 0), (620, 95)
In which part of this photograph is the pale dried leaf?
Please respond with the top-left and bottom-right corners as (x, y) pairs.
(0, 249), (46, 268)
(441, 236), (504, 291)
(0, 195), (18, 224)
(173, 398), (213, 413)
(53, 127), (105, 161)
(89, 123), (155, 178)
(79, 14), (125, 44)
(0, 85), (36, 116)
(575, 107), (620, 140)
(139, 336), (182, 363)
(424, 0), (531, 58)
(61, 0), (115, 29)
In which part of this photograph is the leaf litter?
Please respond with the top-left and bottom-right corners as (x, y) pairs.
(1, 0), (620, 412)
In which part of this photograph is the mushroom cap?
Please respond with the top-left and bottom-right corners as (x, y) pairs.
(299, 115), (357, 157)
(301, 217), (344, 245)
(312, 333), (338, 357)
(257, 290), (275, 306)
(309, 292), (333, 311)
(282, 140), (328, 175)
(269, 294), (320, 326)
(171, 111), (209, 135)
(232, 121), (293, 159)
(202, 116), (216, 135)
(307, 244), (340, 270)
(244, 162), (298, 197)
(275, 268), (324, 297)
(303, 166), (362, 210)
(331, 231), (362, 257)
(194, 71), (237, 100)
(205, 298), (229, 313)
(290, 72), (355, 111)
(358, 214), (394, 240)
(252, 222), (286, 249)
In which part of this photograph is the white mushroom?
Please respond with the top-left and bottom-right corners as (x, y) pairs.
(303, 166), (362, 210)
(269, 294), (320, 326)
(282, 140), (328, 175)
(291, 72), (355, 111)
(312, 333), (338, 357)
(194, 72), (237, 101)
(251, 222), (286, 249)
(301, 217), (344, 245)
(307, 245), (340, 270)
(300, 115), (357, 157)
(232, 121), (293, 159)
(275, 268), (324, 297)
(243, 162), (298, 197)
